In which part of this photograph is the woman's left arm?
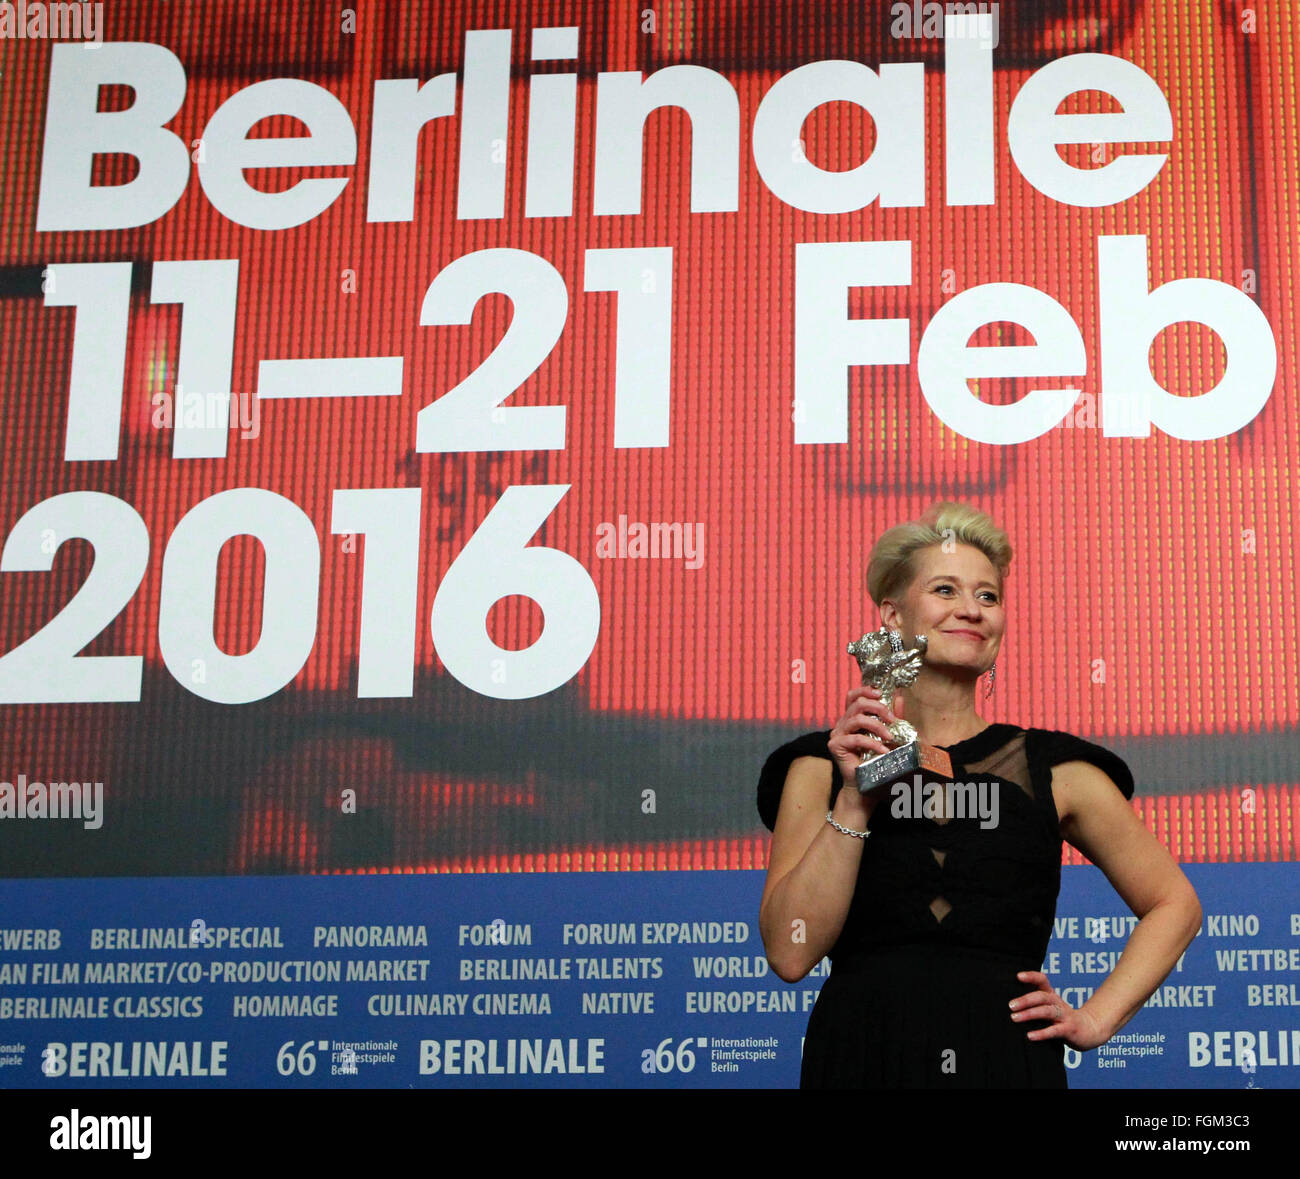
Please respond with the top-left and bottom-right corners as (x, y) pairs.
(1011, 760), (1202, 1050)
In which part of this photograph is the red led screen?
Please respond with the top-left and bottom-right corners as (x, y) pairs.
(0, 0), (1296, 874)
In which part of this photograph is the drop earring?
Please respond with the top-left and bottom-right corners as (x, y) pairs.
(984, 661), (996, 698)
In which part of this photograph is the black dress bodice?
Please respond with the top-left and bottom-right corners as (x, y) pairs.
(757, 724), (1136, 967)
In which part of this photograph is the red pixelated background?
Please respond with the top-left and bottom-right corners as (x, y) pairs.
(0, 1), (1295, 874)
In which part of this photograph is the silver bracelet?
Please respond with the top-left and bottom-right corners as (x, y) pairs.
(826, 810), (870, 839)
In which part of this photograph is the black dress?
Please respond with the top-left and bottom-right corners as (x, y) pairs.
(756, 723), (1135, 1088)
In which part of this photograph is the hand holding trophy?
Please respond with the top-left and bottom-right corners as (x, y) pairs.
(846, 627), (953, 790)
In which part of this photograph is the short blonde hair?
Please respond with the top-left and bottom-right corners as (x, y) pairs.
(866, 501), (1013, 609)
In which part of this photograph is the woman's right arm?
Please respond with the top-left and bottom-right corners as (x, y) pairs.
(758, 687), (899, 982)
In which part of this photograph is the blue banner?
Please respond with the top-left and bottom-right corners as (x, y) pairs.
(1, 864), (1294, 1088)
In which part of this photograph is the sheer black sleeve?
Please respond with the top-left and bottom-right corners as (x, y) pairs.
(1030, 728), (1136, 801)
(756, 729), (835, 831)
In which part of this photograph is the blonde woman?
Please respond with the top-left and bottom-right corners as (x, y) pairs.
(757, 501), (1201, 1088)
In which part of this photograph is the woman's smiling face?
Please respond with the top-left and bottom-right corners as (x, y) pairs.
(881, 543), (1005, 677)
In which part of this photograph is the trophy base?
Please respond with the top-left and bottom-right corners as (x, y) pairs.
(856, 740), (954, 792)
